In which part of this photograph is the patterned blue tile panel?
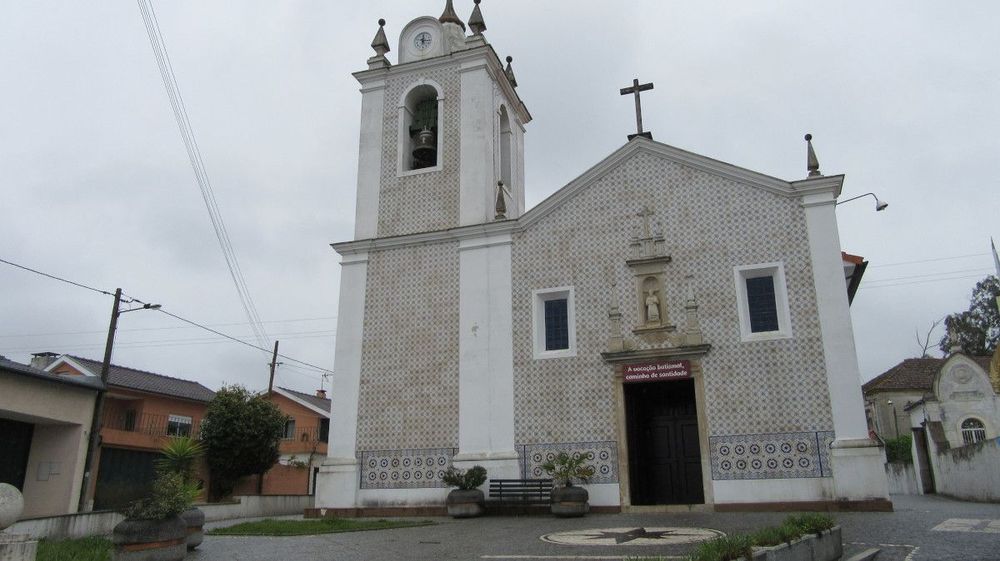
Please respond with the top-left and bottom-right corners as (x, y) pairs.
(710, 431), (835, 481)
(519, 441), (619, 484)
(359, 448), (457, 489)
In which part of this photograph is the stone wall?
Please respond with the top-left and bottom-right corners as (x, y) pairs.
(932, 438), (1000, 502)
(885, 462), (920, 495)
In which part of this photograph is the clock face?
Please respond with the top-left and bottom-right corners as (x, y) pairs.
(413, 31), (433, 51)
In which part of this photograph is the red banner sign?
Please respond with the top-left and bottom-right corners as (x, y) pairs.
(622, 360), (691, 384)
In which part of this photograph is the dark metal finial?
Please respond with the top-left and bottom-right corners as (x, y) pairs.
(371, 19), (390, 57)
(504, 56), (517, 88)
(439, 0), (467, 30)
(805, 133), (821, 177)
(469, 0), (487, 35)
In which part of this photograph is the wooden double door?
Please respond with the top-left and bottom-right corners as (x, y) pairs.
(625, 379), (704, 505)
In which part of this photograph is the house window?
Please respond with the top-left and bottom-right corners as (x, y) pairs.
(283, 419), (297, 440)
(399, 83), (443, 173)
(734, 262), (792, 341)
(961, 418), (986, 445)
(318, 419), (329, 443)
(532, 287), (576, 359)
(166, 415), (192, 437)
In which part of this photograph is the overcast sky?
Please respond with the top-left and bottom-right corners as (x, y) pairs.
(2, 1), (998, 395)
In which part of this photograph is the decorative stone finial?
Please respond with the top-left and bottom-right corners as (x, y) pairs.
(495, 180), (507, 220)
(805, 133), (821, 177)
(371, 19), (390, 57)
(0, 483), (24, 530)
(469, 0), (487, 35)
(439, 0), (467, 30)
(504, 56), (518, 88)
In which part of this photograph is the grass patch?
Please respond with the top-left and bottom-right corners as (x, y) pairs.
(785, 513), (835, 536)
(681, 513), (838, 560)
(686, 534), (754, 561)
(207, 517), (435, 536)
(37, 537), (111, 561)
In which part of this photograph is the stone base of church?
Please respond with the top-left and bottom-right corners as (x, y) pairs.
(829, 439), (890, 502)
(315, 458), (361, 509)
(714, 498), (893, 512)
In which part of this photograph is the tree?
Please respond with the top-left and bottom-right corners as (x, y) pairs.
(939, 275), (1000, 356)
(199, 385), (287, 500)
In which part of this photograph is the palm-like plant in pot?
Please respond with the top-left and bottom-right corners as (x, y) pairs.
(542, 452), (595, 517)
(113, 471), (196, 561)
(157, 436), (206, 550)
(441, 465), (487, 518)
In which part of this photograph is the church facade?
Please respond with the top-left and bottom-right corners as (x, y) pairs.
(316, 1), (890, 511)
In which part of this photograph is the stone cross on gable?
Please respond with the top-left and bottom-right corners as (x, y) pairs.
(631, 206), (665, 259)
(620, 78), (654, 141)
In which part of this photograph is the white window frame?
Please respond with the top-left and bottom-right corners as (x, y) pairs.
(960, 417), (987, 445)
(397, 80), (445, 177)
(734, 262), (793, 342)
(532, 286), (576, 360)
(166, 414), (193, 437)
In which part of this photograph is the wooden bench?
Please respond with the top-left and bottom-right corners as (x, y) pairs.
(488, 478), (553, 506)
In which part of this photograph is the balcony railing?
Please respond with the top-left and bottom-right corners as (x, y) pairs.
(102, 412), (199, 439)
(282, 426), (327, 444)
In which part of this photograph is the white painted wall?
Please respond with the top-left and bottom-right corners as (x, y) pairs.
(316, 252), (368, 508)
(712, 478), (834, 504)
(455, 234), (519, 478)
(353, 80), (386, 239)
(459, 60), (495, 225)
(885, 462), (921, 495)
(931, 438), (1000, 502)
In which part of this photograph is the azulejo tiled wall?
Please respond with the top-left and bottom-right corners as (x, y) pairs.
(359, 448), (457, 490)
(356, 241), (460, 451)
(511, 151), (835, 440)
(710, 431), (835, 480)
(519, 441), (619, 484)
(378, 66), (463, 237)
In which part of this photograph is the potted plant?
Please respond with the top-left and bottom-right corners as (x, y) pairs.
(158, 436), (206, 550)
(113, 471), (195, 561)
(542, 452), (595, 517)
(441, 465), (487, 518)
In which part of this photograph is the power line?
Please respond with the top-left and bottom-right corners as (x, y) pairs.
(0, 331), (337, 354)
(0, 257), (332, 377)
(863, 267), (993, 285)
(137, 0), (269, 349)
(858, 273), (990, 290)
(0, 258), (113, 296)
(867, 252), (990, 269)
(0, 316), (337, 339)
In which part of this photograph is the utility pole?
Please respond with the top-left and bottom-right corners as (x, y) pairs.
(267, 340), (279, 394)
(79, 288), (122, 512)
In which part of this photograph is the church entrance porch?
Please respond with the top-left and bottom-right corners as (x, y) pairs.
(624, 378), (704, 506)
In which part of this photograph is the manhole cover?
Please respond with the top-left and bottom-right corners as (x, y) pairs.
(541, 527), (724, 546)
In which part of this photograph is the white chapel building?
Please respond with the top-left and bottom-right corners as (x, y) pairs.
(316, 1), (890, 512)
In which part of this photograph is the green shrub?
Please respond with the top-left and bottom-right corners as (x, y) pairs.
(441, 465), (487, 490)
(541, 452), (595, 487)
(751, 526), (787, 547)
(37, 537), (111, 561)
(885, 435), (913, 463)
(121, 472), (195, 520)
(687, 534), (754, 561)
(785, 512), (835, 536)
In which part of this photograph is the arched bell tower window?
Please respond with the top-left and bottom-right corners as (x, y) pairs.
(399, 82), (443, 174)
(499, 105), (513, 190)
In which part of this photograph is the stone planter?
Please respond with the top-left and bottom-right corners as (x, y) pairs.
(750, 527), (843, 561)
(550, 485), (589, 518)
(180, 507), (204, 550)
(446, 489), (485, 518)
(0, 533), (37, 561)
(112, 516), (187, 561)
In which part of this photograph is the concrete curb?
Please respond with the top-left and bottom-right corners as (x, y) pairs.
(843, 548), (880, 561)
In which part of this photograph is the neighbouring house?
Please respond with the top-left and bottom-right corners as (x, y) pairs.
(902, 353), (1000, 499)
(234, 387), (330, 496)
(317, 2), (889, 513)
(30, 352), (215, 511)
(0, 356), (101, 518)
(862, 355), (993, 440)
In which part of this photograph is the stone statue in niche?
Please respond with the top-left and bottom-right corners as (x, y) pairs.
(645, 290), (661, 324)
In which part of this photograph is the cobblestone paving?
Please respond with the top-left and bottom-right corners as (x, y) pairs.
(193, 494), (1000, 561)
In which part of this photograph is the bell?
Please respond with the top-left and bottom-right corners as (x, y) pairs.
(412, 127), (437, 166)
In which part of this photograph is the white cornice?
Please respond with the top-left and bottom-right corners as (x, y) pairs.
(352, 45), (531, 124)
(331, 137), (849, 256)
(45, 355), (97, 377)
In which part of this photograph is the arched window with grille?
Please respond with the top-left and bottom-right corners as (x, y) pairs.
(961, 418), (986, 445)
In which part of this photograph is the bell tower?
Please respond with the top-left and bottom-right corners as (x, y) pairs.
(351, 0), (531, 240)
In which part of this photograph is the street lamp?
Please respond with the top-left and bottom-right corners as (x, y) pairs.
(837, 192), (888, 211)
(78, 289), (160, 511)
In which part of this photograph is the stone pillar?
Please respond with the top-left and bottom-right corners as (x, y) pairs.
(454, 234), (520, 478)
(315, 252), (369, 508)
(801, 185), (889, 503)
(458, 60), (496, 226)
(353, 79), (386, 240)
